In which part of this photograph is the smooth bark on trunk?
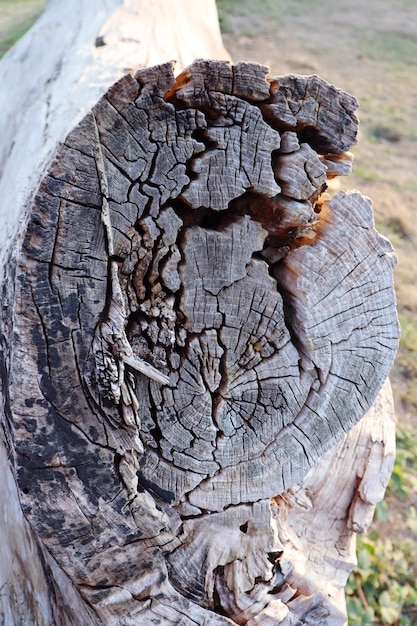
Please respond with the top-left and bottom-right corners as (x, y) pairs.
(0, 3), (398, 626)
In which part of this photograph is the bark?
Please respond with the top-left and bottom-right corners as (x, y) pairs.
(0, 3), (399, 626)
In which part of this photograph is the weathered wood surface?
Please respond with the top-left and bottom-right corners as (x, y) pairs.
(0, 3), (229, 622)
(0, 0), (230, 272)
(1, 58), (399, 624)
(266, 379), (396, 626)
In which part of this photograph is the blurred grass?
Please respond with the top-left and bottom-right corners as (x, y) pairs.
(360, 31), (417, 68)
(346, 427), (417, 625)
(0, 0), (45, 59)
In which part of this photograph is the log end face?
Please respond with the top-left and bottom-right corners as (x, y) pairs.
(6, 57), (398, 625)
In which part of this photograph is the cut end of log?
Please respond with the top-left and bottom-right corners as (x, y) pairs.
(5, 59), (399, 624)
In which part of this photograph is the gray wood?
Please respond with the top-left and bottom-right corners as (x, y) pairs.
(1, 58), (399, 623)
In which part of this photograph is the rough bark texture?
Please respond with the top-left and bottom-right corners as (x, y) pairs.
(1, 58), (399, 624)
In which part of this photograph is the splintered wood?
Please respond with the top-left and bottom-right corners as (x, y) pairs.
(5, 60), (399, 624)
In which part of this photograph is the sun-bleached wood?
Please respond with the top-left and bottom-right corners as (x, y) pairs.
(0, 0), (230, 272)
(1, 50), (399, 625)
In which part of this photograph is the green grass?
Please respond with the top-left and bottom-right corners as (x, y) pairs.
(359, 31), (417, 69)
(0, 0), (45, 59)
(395, 311), (417, 409)
(399, 311), (417, 355)
(217, 0), (282, 14)
(353, 164), (379, 184)
(216, 0), (313, 32)
(347, 428), (417, 625)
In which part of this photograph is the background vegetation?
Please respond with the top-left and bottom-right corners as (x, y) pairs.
(0, 0), (44, 58)
(2, 0), (417, 623)
(346, 428), (417, 625)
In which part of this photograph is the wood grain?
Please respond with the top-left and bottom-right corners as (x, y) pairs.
(2, 58), (399, 624)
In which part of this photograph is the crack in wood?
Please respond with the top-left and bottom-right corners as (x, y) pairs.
(4, 58), (399, 624)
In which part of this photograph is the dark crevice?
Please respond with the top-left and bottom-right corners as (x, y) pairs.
(175, 126), (219, 202)
(132, 217), (145, 237)
(191, 127), (218, 152)
(212, 565), (229, 617)
(170, 198), (231, 232)
(125, 314), (153, 359)
(267, 550), (283, 564)
(108, 253), (126, 265)
(214, 317), (229, 396)
(229, 191), (285, 241)
(147, 407), (164, 448)
(136, 470), (175, 504)
(278, 293), (306, 366)
(298, 125), (336, 155)
(267, 559), (288, 595)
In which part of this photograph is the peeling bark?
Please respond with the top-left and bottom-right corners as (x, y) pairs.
(0, 55), (399, 625)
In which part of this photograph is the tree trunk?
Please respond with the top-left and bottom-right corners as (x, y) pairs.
(0, 2), (398, 625)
